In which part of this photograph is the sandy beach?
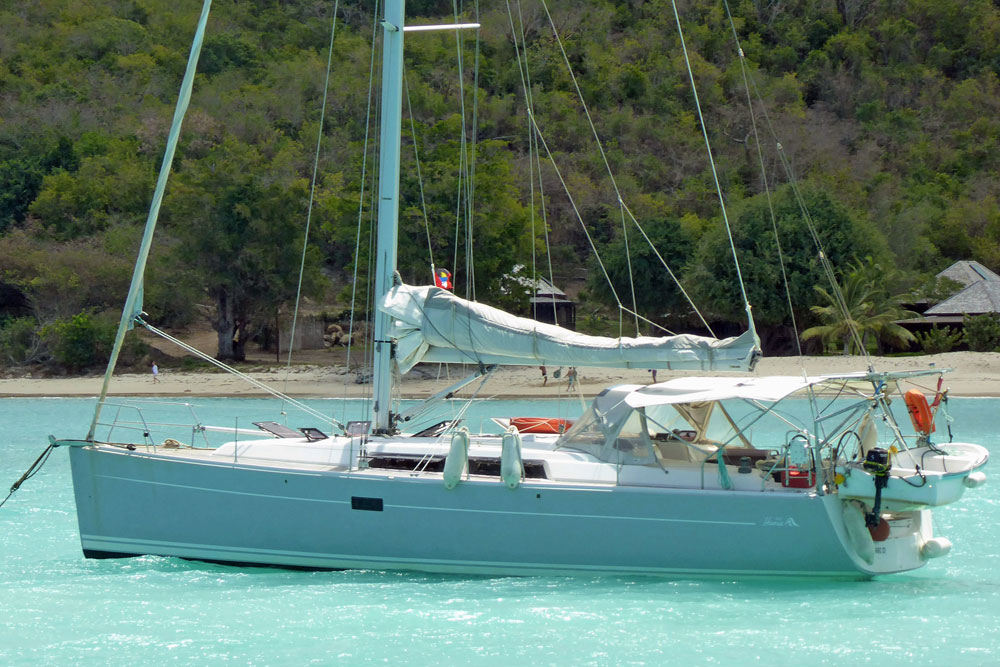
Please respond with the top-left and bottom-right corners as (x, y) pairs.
(2, 351), (1000, 399)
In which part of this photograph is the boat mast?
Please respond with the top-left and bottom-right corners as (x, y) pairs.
(372, 0), (406, 433)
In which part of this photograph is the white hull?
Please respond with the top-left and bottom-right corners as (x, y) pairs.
(68, 441), (936, 578)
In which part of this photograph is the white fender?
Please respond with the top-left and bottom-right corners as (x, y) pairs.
(964, 471), (987, 488)
(922, 537), (952, 559)
(500, 427), (523, 489)
(443, 428), (469, 490)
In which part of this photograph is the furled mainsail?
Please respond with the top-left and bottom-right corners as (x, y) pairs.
(381, 284), (760, 373)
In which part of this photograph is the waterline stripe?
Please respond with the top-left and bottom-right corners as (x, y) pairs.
(80, 535), (855, 578)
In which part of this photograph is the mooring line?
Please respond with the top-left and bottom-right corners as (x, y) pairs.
(0, 442), (57, 510)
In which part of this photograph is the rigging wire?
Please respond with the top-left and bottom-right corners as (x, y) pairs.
(282, 0), (340, 398)
(88, 0), (213, 442)
(534, 144), (559, 326)
(537, 0), (637, 331)
(535, 0), (729, 339)
(669, 0), (755, 335)
(720, 0), (804, 362)
(526, 113), (623, 311)
(467, 1), (482, 301)
(722, 11), (871, 369)
(402, 66), (436, 282)
(778, 148), (871, 365)
(451, 0), (475, 301)
(717, 1), (860, 419)
(620, 204), (641, 336)
(507, 0), (558, 326)
(364, 13), (386, 413)
(139, 319), (346, 431)
(618, 201), (716, 337)
(345, 0), (383, 421)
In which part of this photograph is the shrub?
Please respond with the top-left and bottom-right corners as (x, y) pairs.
(915, 325), (963, 354)
(963, 313), (1000, 352)
(41, 312), (116, 371)
(118, 329), (150, 368)
(0, 317), (42, 365)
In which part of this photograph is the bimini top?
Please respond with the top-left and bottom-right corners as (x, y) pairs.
(622, 370), (948, 408)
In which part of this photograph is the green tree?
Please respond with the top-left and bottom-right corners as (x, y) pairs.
(40, 312), (116, 372)
(0, 136), (79, 233)
(963, 313), (1000, 352)
(29, 137), (153, 239)
(169, 139), (325, 361)
(916, 326), (963, 354)
(587, 216), (695, 327)
(800, 258), (917, 354)
(395, 118), (535, 309)
(0, 229), (133, 323)
(687, 186), (885, 344)
(0, 317), (41, 366)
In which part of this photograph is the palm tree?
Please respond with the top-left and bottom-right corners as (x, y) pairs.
(801, 258), (917, 354)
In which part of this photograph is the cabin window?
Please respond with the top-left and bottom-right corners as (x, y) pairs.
(366, 454), (547, 479)
(612, 409), (655, 465)
(555, 404), (611, 459)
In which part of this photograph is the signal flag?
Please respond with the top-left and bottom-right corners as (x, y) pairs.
(435, 268), (453, 290)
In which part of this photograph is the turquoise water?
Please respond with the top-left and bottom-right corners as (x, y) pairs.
(2, 396), (999, 665)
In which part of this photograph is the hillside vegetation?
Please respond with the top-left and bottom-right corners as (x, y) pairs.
(2, 0), (999, 370)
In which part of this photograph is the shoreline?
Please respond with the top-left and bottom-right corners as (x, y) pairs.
(2, 352), (1000, 398)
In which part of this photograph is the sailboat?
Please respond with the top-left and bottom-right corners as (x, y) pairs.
(53, 1), (988, 577)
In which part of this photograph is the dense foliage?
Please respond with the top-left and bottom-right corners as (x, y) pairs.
(1, 0), (999, 368)
(963, 313), (1000, 352)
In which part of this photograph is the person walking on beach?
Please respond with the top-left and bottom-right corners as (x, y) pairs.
(151, 362), (159, 384)
(540, 366), (548, 386)
(567, 367), (577, 390)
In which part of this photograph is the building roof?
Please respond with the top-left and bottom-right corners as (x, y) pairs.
(936, 260), (1000, 287)
(924, 280), (1000, 316)
(508, 264), (570, 299)
(895, 315), (966, 326)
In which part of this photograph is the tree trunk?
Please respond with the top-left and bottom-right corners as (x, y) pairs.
(214, 290), (246, 362)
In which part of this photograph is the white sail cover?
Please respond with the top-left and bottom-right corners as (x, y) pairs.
(381, 284), (760, 373)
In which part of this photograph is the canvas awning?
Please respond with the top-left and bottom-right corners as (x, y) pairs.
(623, 369), (948, 408)
(624, 376), (823, 408)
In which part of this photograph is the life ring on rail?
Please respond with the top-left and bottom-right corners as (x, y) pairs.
(904, 389), (935, 436)
(509, 417), (573, 434)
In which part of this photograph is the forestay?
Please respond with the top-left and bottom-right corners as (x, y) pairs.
(381, 284), (760, 372)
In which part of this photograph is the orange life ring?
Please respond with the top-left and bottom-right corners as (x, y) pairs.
(904, 389), (935, 436)
(509, 417), (573, 434)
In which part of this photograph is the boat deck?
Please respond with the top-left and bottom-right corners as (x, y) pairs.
(89, 438), (814, 494)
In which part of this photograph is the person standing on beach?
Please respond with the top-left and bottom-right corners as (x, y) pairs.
(567, 367), (577, 390)
(151, 362), (159, 384)
(540, 366), (547, 386)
